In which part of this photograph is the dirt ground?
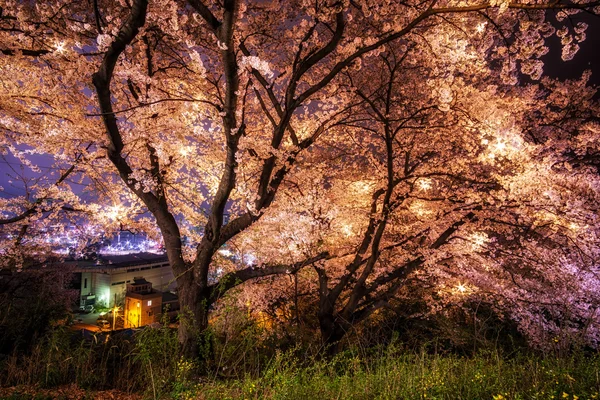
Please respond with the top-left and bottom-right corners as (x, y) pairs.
(0, 384), (142, 399)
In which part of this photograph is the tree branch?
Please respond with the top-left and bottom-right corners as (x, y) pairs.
(208, 251), (333, 302)
(0, 48), (50, 56)
(187, 0), (221, 31)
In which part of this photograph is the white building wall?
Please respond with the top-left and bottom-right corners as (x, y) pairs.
(78, 261), (174, 307)
(107, 264), (175, 305)
(94, 273), (112, 307)
(81, 272), (93, 295)
(80, 272), (95, 307)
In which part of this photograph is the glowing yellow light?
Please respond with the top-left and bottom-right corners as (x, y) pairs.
(470, 232), (488, 248)
(341, 223), (354, 237)
(476, 22), (486, 33)
(105, 204), (124, 221)
(456, 283), (467, 293)
(494, 140), (507, 153)
(54, 41), (67, 53)
(417, 178), (432, 190)
(179, 145), (192, 157)
(410, 201), (433, 217)
(350, 180), (374, 194)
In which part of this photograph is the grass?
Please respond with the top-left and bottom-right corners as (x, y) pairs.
(3, 324), (600, 399)
(184, 347), (600, 400)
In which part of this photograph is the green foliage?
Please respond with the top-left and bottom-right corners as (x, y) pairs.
(199, 300), (277, 378)
(133, 322), (180, 399)
(353, 301), (529, 357)
(189, 346), (600, 400)
(3, 304), (600, 399)
(0, 321), (181, 397)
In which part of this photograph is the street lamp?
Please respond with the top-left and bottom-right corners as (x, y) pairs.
(111, 293), (121, 331)
(112, 303), (119, 331)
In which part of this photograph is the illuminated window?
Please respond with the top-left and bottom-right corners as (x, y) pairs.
(147, 300), (152, 307)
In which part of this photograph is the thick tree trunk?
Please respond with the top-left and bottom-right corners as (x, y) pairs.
(176, 278), (210, 359)
(319, 312), (349, 355)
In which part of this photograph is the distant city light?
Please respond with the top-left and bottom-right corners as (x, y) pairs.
(40, 224), (165, 256)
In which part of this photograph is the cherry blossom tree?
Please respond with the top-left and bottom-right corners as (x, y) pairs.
(310, 45), (600, 350)
(228, 32), (600, 351)
(0, 0), (599, 356)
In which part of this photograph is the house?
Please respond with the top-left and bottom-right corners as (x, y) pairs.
(123, 277), (163, 328)
(72, 253), (175, 309)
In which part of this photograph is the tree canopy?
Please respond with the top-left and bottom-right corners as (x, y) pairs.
(0, 0), (599, 353)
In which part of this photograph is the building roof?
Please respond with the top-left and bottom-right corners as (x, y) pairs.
(162, 291), (178, 303)
(64, 252), (170, 273)
(126, 290), (163, 300)
(130, 277), (151, 286)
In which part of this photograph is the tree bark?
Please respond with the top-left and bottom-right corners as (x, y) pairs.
(318, 312), (350, 355)
(316, 210), (480, 353)
(176, 277), (210, 359)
